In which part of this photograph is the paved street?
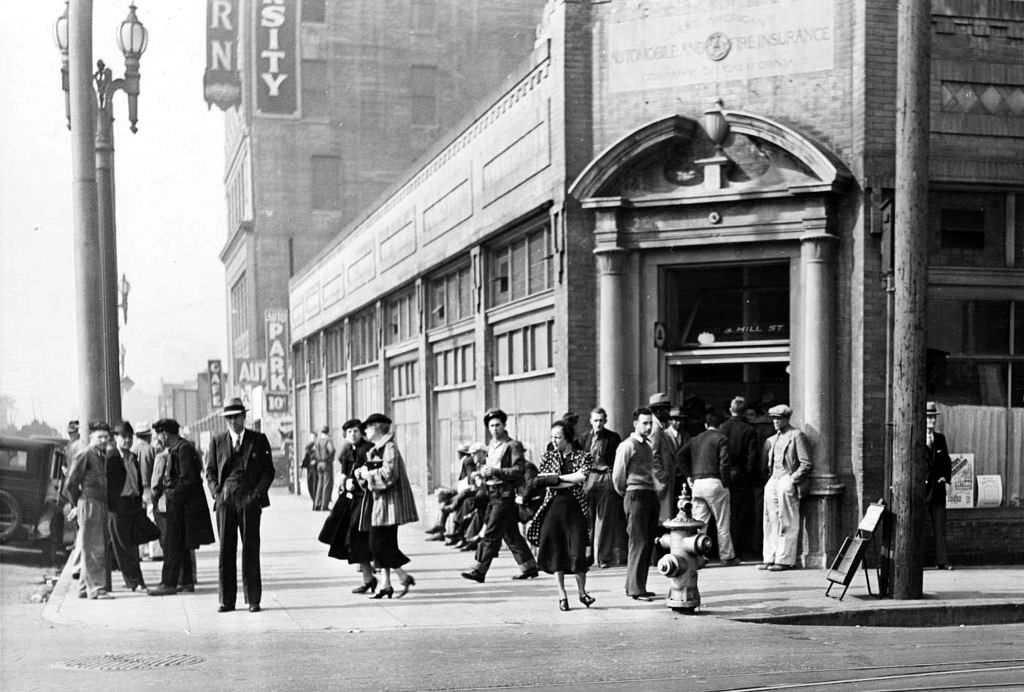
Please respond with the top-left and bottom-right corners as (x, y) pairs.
(1, 488), (1022, 691)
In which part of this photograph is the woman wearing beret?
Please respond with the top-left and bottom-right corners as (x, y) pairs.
(527, 420), (594, 611)
(355, 413), (419, 599)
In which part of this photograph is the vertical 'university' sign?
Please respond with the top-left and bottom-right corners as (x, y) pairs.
(204, 0), (242, 110)
(265, 310), (290, 413)
(255, 0), (299, 116)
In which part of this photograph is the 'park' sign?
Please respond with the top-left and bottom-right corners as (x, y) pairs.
(265, 309), (290, 413)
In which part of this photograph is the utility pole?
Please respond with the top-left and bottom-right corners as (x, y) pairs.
(68, 0), (105, 428)
(890, 0), (931, 599)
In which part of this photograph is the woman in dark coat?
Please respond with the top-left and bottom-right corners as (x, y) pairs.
(526, 420), (593, 611)
(320, 418), (377, 592)
(355, 413), (419, 599)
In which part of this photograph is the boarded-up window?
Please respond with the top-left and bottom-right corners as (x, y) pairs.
(302, 60), (328, 119)
(312, 155), (341, 210)
(410, 65), (437, 126)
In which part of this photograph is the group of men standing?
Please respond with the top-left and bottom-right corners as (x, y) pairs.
(62, 397), (276, 613)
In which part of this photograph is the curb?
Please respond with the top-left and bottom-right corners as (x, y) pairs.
(41, 544), (79, 626)
(732, 601), (1024, 627)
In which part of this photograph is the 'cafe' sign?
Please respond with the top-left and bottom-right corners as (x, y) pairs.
(255, 0), (299, 116)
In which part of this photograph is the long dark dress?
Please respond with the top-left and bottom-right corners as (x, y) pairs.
(322, 438), (373, 564)
(527, 448), (592, 575)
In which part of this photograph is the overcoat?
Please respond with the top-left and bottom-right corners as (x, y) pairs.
(363, 434), (419, 527)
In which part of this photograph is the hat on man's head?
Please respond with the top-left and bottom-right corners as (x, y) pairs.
(648, 392), (671, 408)
(112, 421), (134, 438)
(88, 420), (111, 433)
(468, 442), (487, 455)
(483, 408), (507, 425)
(321, 425), (330, 434)
(134, 421), (151, 436)
(341, 418), (363, 432)
(729, 396), (747, 415)
(363, 412), (392, 427)
(221, 397), (247, 417)
(668, 407), (685, 420)
(456, 442), (471, 456)
(558, 411), (579, 426)
(152, 418), (180, 435)
(67, 420), (80, 434)
(926, 401), (939, 417)
(768, 404), (793, 419)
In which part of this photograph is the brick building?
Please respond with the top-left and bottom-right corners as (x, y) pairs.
(288, 0), (1024, 566)
(217, 0), (548, 417)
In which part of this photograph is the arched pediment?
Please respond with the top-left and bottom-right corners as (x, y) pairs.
(569, 111), (851, 203)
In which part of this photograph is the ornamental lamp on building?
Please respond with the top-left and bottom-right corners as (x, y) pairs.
(53, 2), (70, 127)
(702, 98), (730, 154)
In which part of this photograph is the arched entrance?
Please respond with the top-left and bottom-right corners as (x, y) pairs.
(569, 108), (852, 567)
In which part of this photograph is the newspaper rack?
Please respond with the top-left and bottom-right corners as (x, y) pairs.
(825, 500), (885, 601)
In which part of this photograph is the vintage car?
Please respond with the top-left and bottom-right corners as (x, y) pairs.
(0, 435), (68, 547)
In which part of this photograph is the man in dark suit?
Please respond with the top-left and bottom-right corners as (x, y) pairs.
(205, 398), (275, 612)
(148, 418), (214, 596)
(107, 421), (147, 591)
(579, 407), (625, 568)
(925, 401), (954, 570)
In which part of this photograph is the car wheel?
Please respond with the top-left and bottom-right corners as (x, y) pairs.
(0, 490), (22, 543)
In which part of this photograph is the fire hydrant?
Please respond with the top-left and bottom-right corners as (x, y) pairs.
(655, 483), (713, 613)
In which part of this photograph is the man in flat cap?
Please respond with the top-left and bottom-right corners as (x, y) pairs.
(313, 425), (336, 511)
(205, 398), (275, 612)
(149, 419), (214, 596)
(461, 408), (538, 583)
(65, 421), (113, 599)
(760, 404), (812, 571)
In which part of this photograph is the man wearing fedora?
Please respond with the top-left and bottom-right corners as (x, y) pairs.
(760, 404), (812, 571)
(925, 402), (953, 570)
(205, 397), (276, 612)
(461, 408), (539, 583)
(648, 392), (679, 521)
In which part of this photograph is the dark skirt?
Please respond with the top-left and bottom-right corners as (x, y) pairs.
(537, 493), (592, 575)
(323, 494), (373, 565)
(369, 524), (409, 569)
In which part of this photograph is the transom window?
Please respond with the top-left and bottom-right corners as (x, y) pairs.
(350, 309), (379, 367)
(488, 225), (553, 307)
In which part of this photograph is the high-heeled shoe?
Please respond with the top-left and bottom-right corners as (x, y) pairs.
(352, 577), (378, 594)
(558, 598), (569, 612)
(371, 586), (394, 599)
(579, 593), (596, 608)
(396, 574), (416, 599)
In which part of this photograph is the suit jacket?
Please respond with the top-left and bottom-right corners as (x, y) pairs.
(106, 448), (143, 507)
(64, 445), (108, 505)
(925, 431), (952, 505)
(205, 428), (276, 509)
(762, 426), (813, 498)
(579, 427), (622, 472)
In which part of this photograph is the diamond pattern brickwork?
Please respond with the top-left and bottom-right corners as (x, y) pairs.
(942, 81), (1024, 116)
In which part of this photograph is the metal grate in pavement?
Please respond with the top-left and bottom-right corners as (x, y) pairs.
(54, 653), (204, 671)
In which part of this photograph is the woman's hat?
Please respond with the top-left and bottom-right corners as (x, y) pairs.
(363, 412), (392, 427)
(483, 408), (507, 425)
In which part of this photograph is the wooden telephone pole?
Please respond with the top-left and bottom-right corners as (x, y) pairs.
(890, 0), (931, 599)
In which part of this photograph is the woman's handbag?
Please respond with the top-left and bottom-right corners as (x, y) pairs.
(582, 468), (611, 498)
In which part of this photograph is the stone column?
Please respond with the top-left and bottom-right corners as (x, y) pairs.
(596, 248), (629, 434)
(800, 230), (843, 568)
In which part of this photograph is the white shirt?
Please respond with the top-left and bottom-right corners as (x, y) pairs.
(230, 430), (243, 451)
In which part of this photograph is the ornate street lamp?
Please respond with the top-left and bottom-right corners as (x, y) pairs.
(53, 2), (70, 128)
(55, 2), (149, 425)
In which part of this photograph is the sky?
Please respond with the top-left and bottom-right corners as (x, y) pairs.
(0, 2), (227, 427)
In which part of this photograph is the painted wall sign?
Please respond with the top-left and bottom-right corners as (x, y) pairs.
(606, 0), (835, 93)
(265, 309), (290, 414)
(207, 359), (224, 410)
(254, 0), (299, 116)
(235, 358), (268, 385)
(204, 0), (242, 110)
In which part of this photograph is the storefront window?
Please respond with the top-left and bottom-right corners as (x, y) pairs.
(663, 263), (789, 348)
(927, 296), (1023, 507)
(928, 191), (1008, 268)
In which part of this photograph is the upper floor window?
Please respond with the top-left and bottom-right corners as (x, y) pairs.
(326, 326), (345, 375)
(350, 309), (379, 367)
(293, 343), (306, 382)
(488, 225), (553, 308)
(495, 319), (554, 377)
(411, 0), (437, 32)
(312, 155), (342, 211)
(230, 273), (249, 341)
(429, 264), (473, 329)
(391, 360), (418, 399)
(306, 333), (323, 380)
(434, 343), (475, 387)
(301, 0), (326, 23)
(410, 65), (438, 126)
(929, 191), (1012, 268)
(386, 290), (418, 345)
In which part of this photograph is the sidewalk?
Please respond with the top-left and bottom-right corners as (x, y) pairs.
(44, 488), (1024, 634)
